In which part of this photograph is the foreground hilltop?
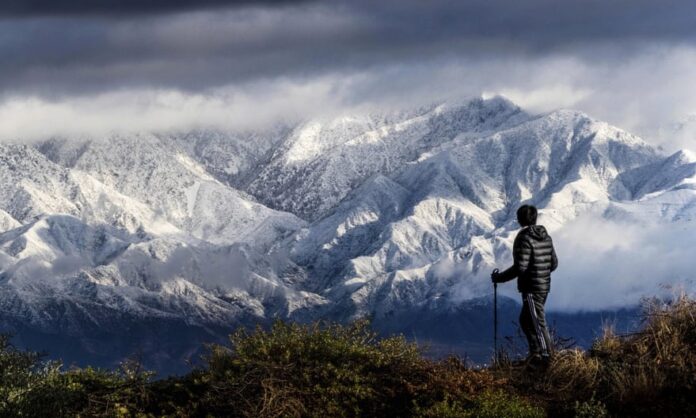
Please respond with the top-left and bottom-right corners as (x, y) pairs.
(0, 295), (694, 417)
(0, 96), (693, 372)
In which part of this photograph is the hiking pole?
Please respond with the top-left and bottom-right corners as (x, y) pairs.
(492, 269), (499, 361)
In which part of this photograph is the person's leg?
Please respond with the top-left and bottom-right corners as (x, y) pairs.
(534, 293), (554, 356)
(528, 292), (552, 357)
(519, 294), (541, 357)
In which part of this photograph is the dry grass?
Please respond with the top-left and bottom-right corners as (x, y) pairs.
(497, 294), (696, 417)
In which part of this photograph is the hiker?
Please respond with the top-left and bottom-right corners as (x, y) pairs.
(491, 204), (558, 365)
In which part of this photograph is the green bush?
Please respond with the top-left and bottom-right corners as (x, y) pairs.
(0, 335), (157, 418)
(0, 334), (61, 417)
(467, 390), (545, 418)
(199, 318), (443, 417)
(573, 397), (608, 418)
(414, 390), (544, 418)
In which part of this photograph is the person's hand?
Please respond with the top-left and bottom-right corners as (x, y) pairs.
(491, 268), (500, 283)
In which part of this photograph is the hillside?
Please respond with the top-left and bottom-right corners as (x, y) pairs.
(0, 295), (694, 417)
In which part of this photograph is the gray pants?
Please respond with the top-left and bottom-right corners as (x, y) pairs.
(520, 292), (553, 357)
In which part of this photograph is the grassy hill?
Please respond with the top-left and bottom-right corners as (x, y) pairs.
(1, 295), (694, 417)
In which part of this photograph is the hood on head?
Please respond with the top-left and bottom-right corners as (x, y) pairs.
(524, 225), (549, 240)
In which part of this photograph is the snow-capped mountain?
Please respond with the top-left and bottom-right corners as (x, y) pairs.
(244, 98), (529, 221)
(0, 96), (694, 373)
(280, 107), (676, 324)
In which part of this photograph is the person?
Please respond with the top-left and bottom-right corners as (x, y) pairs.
(491, 204), (558, 366)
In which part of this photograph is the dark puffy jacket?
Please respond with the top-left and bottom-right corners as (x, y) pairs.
(496, 225), (558, 293)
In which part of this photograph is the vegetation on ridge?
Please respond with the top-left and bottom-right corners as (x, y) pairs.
(0, 295), (695, 417)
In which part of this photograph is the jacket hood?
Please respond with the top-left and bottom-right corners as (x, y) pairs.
(524, 225), (549, 240)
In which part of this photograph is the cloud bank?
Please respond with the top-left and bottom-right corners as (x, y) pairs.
(0, 78), (352, 140)
(0, 0), (694, 148)
(2, 46), (696, 152)
(547, 216), (696, 311)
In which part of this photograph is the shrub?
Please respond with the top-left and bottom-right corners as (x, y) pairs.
(197, 317), (505, 417)
(34, 359), (157, 417)
(572, 397), (608, 418)
(0, 334), (58, 416)
(466, 390), (545, 418)
(0, 335), (157, 418)
(413, 390), (545, 418)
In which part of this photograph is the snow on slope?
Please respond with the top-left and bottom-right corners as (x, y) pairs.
(38, 134), (306, 246)
(0, 96), (693, 370)
(0, 138), (316, 347)
(157, 126), (293, 189)
(245, 97), (530, 221)
(0, 143), (180, 235)
(282, 108), (686, 322)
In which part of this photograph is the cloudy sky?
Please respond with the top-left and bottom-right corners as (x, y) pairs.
(2, 0), (696, 149)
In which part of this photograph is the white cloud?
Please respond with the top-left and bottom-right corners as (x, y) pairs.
(0, 77), (349, 141)
(547, 215), (696, 311)
(1, 44), (696, 154)
(486, 85), (592, 114)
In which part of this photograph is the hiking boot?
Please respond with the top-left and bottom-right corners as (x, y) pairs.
(524, 353), (550, 371)
(524, 353), (543, 365)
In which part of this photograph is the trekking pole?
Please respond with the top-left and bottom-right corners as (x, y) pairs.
(492, 269), (499, 362)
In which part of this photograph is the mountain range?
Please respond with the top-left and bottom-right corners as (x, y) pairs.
(0, 96), (693, 374)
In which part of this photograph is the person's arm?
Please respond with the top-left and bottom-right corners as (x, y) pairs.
(550, 240), (558, 272)
(493, 236), (532, 283)
(494, 264), (517, 282)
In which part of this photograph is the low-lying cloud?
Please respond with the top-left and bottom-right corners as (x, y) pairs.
(547, 215), (696, 311)
(0, 77), (351, 141)
(2, 45), (696, 152)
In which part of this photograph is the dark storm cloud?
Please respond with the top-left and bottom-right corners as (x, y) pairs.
(2, 0), (696, 149)
(1, 0), (696, 96)
(366, 0), (696, 46)
(0, 0), (309, 16)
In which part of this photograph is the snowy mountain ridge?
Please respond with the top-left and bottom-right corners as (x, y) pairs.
(0, 96), (693, 372)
